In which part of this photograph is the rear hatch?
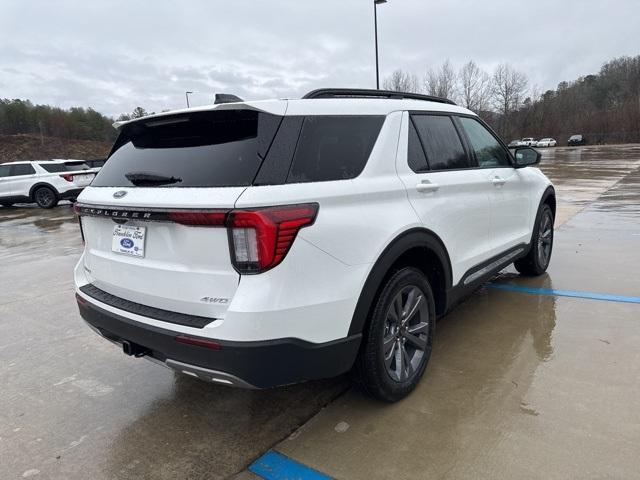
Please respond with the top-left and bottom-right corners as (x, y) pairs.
(77, 106), (285, 318)
(40, 160), (97, 186)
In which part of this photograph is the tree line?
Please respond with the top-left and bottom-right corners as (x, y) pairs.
(0, 99), (117, 142)
(0, 100), (153, 143)
(384, 55), (640, 144)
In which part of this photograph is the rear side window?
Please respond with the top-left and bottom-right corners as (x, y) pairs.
(412, 115), (468, 170)
(459, 117), (511, 168)
(0, 165), (10, 177)
(10, 164), (35, 176)
(93, 110), (281, 188)
(408, 119), (429, 172)
(286, 116), (384, 183)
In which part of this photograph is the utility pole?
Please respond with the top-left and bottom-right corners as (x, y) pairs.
(374, 0), (387, 89)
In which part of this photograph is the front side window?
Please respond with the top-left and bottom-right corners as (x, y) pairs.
(10, 164), (35, 176)
(0, 165), (10, 178)
(411, 115), (468, 171)
(459, 117), (511, 168)
(286, 116), (384, 183)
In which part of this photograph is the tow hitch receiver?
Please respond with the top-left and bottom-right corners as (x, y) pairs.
(122, 340), (150, 358)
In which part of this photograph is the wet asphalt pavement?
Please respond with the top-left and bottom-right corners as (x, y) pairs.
(1, 145), (640, 479)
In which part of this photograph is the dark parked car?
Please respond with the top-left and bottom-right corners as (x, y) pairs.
(568, 134), (587, 146)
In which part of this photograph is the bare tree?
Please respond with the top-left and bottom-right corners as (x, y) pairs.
(491, 63), (528, 117)
(424, 59), (457, 100)
(459, 60), (491, 112)
(383, 69), (420, 93)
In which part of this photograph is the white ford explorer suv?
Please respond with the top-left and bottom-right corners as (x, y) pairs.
(0, 159), (97, 208)
(74, 89), (555, 401)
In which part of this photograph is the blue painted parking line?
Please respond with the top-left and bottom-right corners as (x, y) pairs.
(249, 451), (332, 480)
(488, 283), (640, 304)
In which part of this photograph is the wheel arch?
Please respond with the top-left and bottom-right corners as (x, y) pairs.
(29, 182), (59, 200)
(348, 228), (453, 337)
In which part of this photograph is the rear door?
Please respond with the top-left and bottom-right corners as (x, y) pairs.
(395, 112), (492, 284)
(78, 108), (285, 318)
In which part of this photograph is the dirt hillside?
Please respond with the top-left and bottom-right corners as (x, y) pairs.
(0, 134), (111, 163)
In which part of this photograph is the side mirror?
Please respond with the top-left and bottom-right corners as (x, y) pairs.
(513, 147), (541, 168)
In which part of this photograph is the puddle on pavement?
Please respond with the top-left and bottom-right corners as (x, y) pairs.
(538, 145), (640, 211)
(0, 203), (80, 262)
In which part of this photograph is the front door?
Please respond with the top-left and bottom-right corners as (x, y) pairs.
(456, 117), (531, 255)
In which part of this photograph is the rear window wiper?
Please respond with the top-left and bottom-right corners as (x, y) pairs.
(124, 172), (183, 186)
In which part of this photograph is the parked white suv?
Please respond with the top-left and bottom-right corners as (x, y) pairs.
(0, 159), (97, 208)
(74, 89), (555, 401)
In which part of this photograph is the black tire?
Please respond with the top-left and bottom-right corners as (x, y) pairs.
(33, 186), (58, 209)
(515, 204), (554, 276)
(353, 267), (436, 402)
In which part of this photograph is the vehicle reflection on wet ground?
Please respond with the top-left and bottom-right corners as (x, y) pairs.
(1, 145), (639, 479)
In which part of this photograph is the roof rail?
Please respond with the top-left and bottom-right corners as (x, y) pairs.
(302, 88), (456, 105)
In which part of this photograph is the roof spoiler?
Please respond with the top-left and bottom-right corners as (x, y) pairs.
(214, 93), (244, 104)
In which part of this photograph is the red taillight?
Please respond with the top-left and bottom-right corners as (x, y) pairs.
(175, 335), (222, 350)
(60, 174), (74, 182)
(168, 211), (228, 226)
(226, 204), (318, 274)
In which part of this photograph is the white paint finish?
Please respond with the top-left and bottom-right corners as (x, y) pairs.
(222, 237), (370, 342)
(78, 187), (244, 318)
(486, 166), (541, 256)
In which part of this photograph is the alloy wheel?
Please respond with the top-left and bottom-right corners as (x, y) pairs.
(36, 188), (54, 207)
(382, 285), (430, 382)
(537, 211), (553, 267)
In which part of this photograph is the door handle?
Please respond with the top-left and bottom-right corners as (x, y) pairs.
(416, 180), (439, 193)
(492, 176), (506, 187)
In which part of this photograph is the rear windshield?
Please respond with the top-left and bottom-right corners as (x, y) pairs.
(40, 162), (91, 173)
(93, 111), (384, 188)
(93, 110), (279, 188)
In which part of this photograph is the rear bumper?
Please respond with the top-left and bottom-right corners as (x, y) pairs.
(76, 294), (361, 389)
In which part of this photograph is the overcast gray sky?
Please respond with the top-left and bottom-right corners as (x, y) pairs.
(1, 0), (639, 117)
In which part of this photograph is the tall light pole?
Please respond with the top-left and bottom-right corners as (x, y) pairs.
(185, 91), (193, 108)
(374, 0), (387, 89)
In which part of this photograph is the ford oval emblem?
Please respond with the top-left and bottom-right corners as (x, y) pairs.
(113, 191), (128, 199)
(120, 238), (134, 249)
